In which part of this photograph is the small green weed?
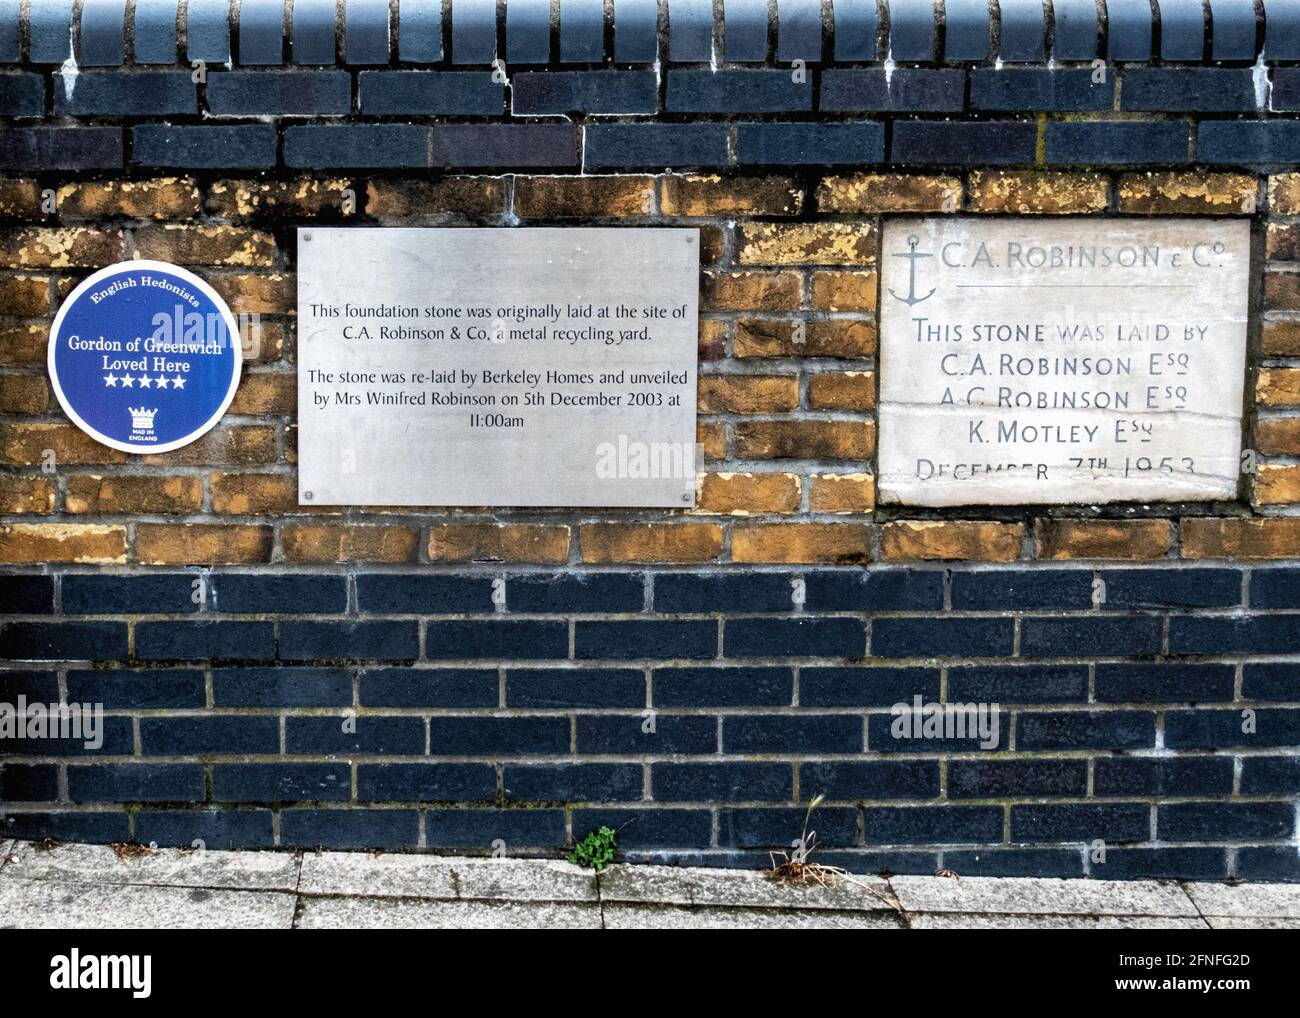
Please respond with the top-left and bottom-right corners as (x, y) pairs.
(568, 826), (617, 871)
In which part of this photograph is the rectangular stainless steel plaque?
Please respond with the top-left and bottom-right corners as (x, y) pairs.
(877, 217), (1251, 506)
(298, 228), (699, 507)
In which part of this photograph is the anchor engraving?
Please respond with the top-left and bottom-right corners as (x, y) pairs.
(888, 234), (936, 306)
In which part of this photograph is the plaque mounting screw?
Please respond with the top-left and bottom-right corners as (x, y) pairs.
(303, 233), (312, 241)
(304, 491), (313, 500)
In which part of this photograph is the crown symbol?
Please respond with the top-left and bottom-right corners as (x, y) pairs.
(128, 407), (158, 429)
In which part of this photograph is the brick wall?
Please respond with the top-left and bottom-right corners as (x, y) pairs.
(0, 2), (1297, 880)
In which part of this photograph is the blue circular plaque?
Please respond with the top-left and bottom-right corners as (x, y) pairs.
(48, 261), (242, 454)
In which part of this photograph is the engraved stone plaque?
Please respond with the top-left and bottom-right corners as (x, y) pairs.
(877, 217), (1251, 506)
(298, 228), (699, 507)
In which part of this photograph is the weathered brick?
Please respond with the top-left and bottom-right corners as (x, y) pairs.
(211, 472), (298, 514)
(1258, 367), (1300, 406)
(1182, 518), (1300, 559)
(0, 228), (122, 268)
(0, 423), (128, 465)
(427, 524), (571, 563)
(0, 523), (126, 563)
(228, 373), (295, 415)
(133, 225), (276, 266)
(1265, 273), (1300, 312)
(0, 275), (51, 316)
(732, 523), (871, 564)
(698, 319), (728, 362)
(733, 419), (874, 460)
(281, 524), (419, 563)
(968, 171), (1109, 213)
(701, 271), (801, 312)
(816, 174), (961, 213)
(207, 274), (293, 316)
(1253, 464), (1300, 506)
(695, 473), (800, 515)
(207, 178), (353, 220)
(0, 179), (41, 217)
(809, 271), (877, 311)
(1263, 319), (1300, 355)
(514, 176), (654, 219)
(66, 475), (204, 514)
(136, 524), (273, 564)
(1119, 172), (1258, 214)
(808, 371), (876, 410)
(141, 425), (277, 466)
(1256, 417), (1300, 455)
(736, 223), (876, 265)
(697, 420), (727, 459)
(580, 523), (724, 563)
(56, 178), (201, 220)
(1268, 173), (1300, 214)
(0, 373), (47, 413)
(1267, 223), (1300, 261)
(1035, 519), (1173, 560)
(1, 323), (52, 364)
(660, 175), (804, 217)
(809, 473), (876, 513)
(734, 318), (876, 358)
(697, 375), (799, 414)
(365, 178), (506, 218)
(0, 476), (55, 513)
(883, 521), (1023, 562)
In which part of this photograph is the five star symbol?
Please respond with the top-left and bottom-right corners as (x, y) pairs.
(104, 373), (189, 388)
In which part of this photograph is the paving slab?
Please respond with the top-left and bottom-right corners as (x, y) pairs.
(295, 895), (601, 929)
(909, 912), (1209, 930)
(603, 904), (905, 929)
(599, 863), (898, 912)
(1184, 881), (1300, 918)
(4, 841), (301, 891)
(0, 877), (296, 929)
(891, 875), (1199, 917)
(298, 853), (597, 901)
(1205, 916), (1300, 929)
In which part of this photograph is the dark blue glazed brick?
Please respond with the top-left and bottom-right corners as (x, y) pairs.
(214, 574), (347, 614)
(723, 714), (862, 753)
(1165, 709), (1300, 748)
(0, 811), (128, 845)
(1199, 122), (1300, 164)
(1051, 0), (1100, 60)
(57, 71), (187, 117)
(359, 667), (498, 708)
(726, 617), (865, 658)
(1158, 0), (1208, 60)
(577, 714), (718, 755)
(214, 763), (351, 802)
(133, 0), (180, 64)
(667, 70), (810, 113)
(283, 125), (427, 169)
(1094, 663), (1235, 703)
(281, 809), (419, 849)
(1106, 0), (1155, 60)
(1094, 757), (1234, 797)
(133, 125), (276, 168)
(800, 666), (940, 707)
(213, 667), (352, 708)
(0, 670), (59, 702)
(1236, 847), (1300, 882)
(1016, 710), (1156, 750)
(820, 69), (965, 113)
(1264, 0), (1300, 60)
(1242, 663), (1300, 701)
(186, 0), (231, 62)
(360, 71), (503, 115)
(208, 70), (351, 116)
(943, 0), (991, 59)
(1250, 568), (1300, 608)
(800, 760), (940, 800)
(505, 763), (642, 802)
(27, 0), (74, 63)
(804, 570), (944, 612)
(356, 574), (493, 613)
(1046, 122), (1189, 165)
(998, 0), (1046, 60)
(136, 621), (275, 661)
(944, 849), (1084, 878)
(572, 808), (713, 849)
(653, 666), (792, 707)
(720, 807), (858, 848)
(280, 621), (418, 661)
(614, 0), (658, 61)
(140, 715), (280, 755)
(67, 764), (204, 803)
(667, 0), (713, 60)
(735, 122), (885, 166)
(1012, 803), (1149, 843)
(450, 0), (498, 64)
(430, 124), (580, 168)
(584, 124), (730, 169)
(654, 572), (794, 613)
(814, 850), (940, 876)
(1159, 802), (1294, 841)
(0, 575), (54, 613)
(1102, 567), (1242, 609)
(776, 0), (822, 61)
(861, 806), (1002, 845)
(286, 716), (424, 755)
(514, 70), (658, 115)
(1273, 70), (1300, 112)
(357, 763), (497, 802)
(66, 668), (205, 709)
(0, 763), (59, 801)
(950, 569), (1092, 610)
(970, 69), (1112, 111)
(428, 716), (570, 755)
(1020, 616), (1163, 657)
(1170, 615), (1300, 655)
(0, 717), (132, 757)
(426, 620), (567, 659)
(238, 0), (286, 65)
(871, 617), (1014, 659)
(292, 0), (338, 64)
(559, 0), (606, 61)
(949, 759), (1087, 798)
(888, 0), (934, 59)
(948, 665), (1088, 704)
(653, 763), (792, 802)
(1239, 757), (1300, 795)
(63, 573), (197, 615)
(892, 121), (1038, 165)
(506, 0), (549, 62)
(506, 668), (645, 708)
(576, 620), (715, 660)
(0, 622), (128, 661)
(508, 573), (644, 613)
(833, 0), (877, 59)
(78, 0), (126, 64)
(344, 0), (390, 63)
(1121, 69), (1257, 112)
(425, 808), (566, 847)
(2, 127), (123, 169)
(867, 711), (1007, 753)
(0, 74), (44, 117)
(725, 0), (768, 61)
